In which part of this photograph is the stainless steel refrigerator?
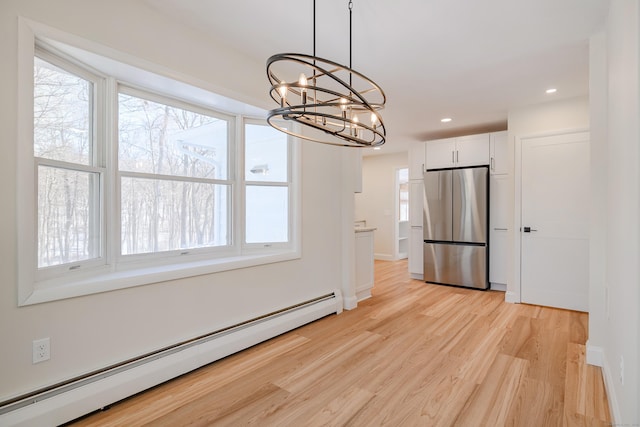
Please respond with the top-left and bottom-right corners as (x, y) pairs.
(423, 166), (489, 289)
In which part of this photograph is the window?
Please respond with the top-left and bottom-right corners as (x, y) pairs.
(33, 52), (103, 271)
(118, 89), (232, 255)
(18, 32), (299, 305)
(244, 122), (290, 245)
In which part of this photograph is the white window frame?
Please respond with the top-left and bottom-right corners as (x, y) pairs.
(242, 118), (295, 251)
(16, 18), (300, 306)
(32, 48), (108, 282)
(115, 85), (237, 265)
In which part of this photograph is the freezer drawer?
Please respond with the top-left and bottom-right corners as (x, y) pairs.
(423, 242), (488, 289)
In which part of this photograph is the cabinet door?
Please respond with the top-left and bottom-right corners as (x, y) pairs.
(425, 138), (455, 170)
(409, 180), (424, 227)
(489, 174), (509, 285)
(409, 142), (426, 180)
(490, 131), (508, 175)
(409, 227), (424, 276)
(455, 134), (490, 167)
(489, 230), (508, 285)
(490, 174), (509, 230)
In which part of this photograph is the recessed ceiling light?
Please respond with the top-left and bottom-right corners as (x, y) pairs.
(441, 117), (452, 123)
(373, 147), (381, 150)
(546, 88), (557, 94)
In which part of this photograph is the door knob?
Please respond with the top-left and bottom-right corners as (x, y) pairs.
(522, 227), (538, 233)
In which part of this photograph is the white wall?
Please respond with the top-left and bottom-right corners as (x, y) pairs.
(598, 1), (640, 423)
(507, 96), (590, 136)
(588, 29), (607, 370)
(506, 96), (589, 303)
(0, 0), (351, 402)
(508, 8), (640, 419)
(355, 152), (408, 260)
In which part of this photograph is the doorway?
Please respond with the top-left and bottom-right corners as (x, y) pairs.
(396, 167), (409, 259)
(519, 131), (590, 311)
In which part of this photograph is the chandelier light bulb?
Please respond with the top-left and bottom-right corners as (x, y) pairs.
(340, 98), (348, 118)
(299, 73), (308, 104)
(277, 82), (287, 97)
(278, 82), (287, 107)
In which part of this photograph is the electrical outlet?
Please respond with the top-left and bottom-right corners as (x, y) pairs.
(32, 338), (50, 364)
(619, 355), (624, 385)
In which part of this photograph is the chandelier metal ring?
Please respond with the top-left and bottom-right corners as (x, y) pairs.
(267, 53), (386, 147)
(266, 0), (387, 148)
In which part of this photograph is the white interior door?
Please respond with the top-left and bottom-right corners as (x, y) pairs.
(521, 131), (589, 312)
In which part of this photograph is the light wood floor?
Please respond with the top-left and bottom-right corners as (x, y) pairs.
(69, 260), (610, 426)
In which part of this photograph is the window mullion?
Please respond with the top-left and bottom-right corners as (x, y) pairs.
(234, 114), (244, 250)
(105, 76), (119, 267)
(120, 170), (230, 186)
(244, 181), (289, 187)
(36, 157), (105, 174)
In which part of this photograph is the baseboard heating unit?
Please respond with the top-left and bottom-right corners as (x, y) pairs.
(0, 291), (342, 427)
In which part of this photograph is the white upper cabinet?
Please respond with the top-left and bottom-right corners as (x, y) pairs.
(455, 134), (491, 167)
(425, 138), (455, 169)
(409, 142), (426, 180)
(490, 131), (508, 175)
(425, 134), (490, 170)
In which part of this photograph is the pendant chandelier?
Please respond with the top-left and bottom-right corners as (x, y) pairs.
(266, 0), (386, 147)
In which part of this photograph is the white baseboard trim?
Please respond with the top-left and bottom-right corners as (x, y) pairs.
(0, 293), (341, 427)
(409, 273), (423, 280)
(374, 253), (395, 261)
(343, 295), (358, 310)
(356, 287), (372, 302)
(490, 282), (507, 292)
(601, 354), (621, 425)
(332, 289), (344, 315)
(585, 341), (603, 367)
(505, 290), (519, 303)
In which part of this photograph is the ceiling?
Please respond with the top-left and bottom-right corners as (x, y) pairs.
(145, 0), (609, 154)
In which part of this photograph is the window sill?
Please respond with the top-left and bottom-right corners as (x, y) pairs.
(20, 250), (301, 306)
